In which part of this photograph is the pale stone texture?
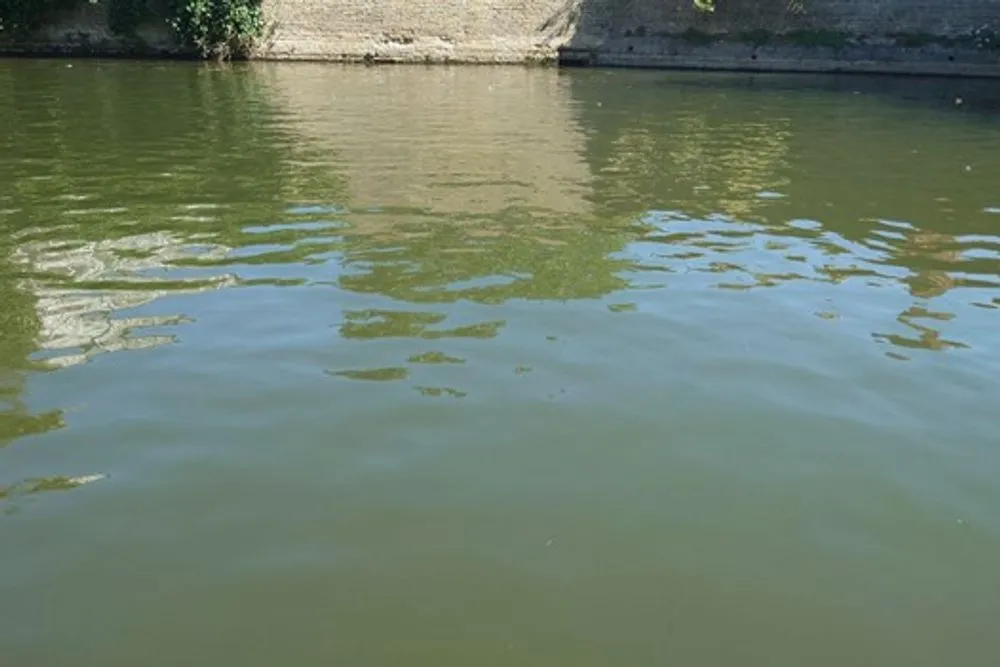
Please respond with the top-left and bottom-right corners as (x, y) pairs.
(259, 0), (576, 62)
(2, 0), (998, 75)
(259, 0), (1000, 75)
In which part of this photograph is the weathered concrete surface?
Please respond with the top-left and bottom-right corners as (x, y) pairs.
(560, 0), (1000, 76)
(260, 0), (574, 63)
(1, 0), (998, 76)
(256, 0), (1000, 76)
(568, 0), (1000, 39)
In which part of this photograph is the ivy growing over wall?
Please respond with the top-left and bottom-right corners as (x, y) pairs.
(0, 0), (263, 59)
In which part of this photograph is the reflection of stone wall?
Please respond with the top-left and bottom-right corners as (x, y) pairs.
(14, 233), (231, 367)
(264, 65), (593, 220)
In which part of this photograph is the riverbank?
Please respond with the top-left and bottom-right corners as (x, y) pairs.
(1, 0), (998, 77)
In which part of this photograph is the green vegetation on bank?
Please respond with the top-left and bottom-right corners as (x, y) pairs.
(0, 0), (262, 59)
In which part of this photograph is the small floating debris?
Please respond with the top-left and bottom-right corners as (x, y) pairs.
(756, 191), (787, 200)
(984, 207), (1000, 215)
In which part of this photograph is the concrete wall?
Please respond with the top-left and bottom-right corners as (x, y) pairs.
(2, 0), (998, 75)
(570, 0), (1000, 38)
(261, 0), (574, 62)
(257, 0), (1000, 73)
(562, 0), (1000, 75)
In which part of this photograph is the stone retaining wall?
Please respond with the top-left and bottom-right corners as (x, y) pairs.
(1, 0), (998, 76)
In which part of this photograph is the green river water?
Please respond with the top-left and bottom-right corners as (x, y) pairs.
(1, 60), (999, 665)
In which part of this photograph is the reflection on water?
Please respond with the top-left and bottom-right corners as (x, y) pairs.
(3, 65), (996, 377)
(1, 473), (105, 513)
(1, 61), (999, 666)
(14, 230), (231, 367)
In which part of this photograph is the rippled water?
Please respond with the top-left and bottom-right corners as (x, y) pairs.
(2, 61), (999, 665)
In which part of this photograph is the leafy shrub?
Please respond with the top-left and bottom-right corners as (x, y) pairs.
(167, 0), (262, 59)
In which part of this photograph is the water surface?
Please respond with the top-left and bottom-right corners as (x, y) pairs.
(1, 61), (999, 666)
